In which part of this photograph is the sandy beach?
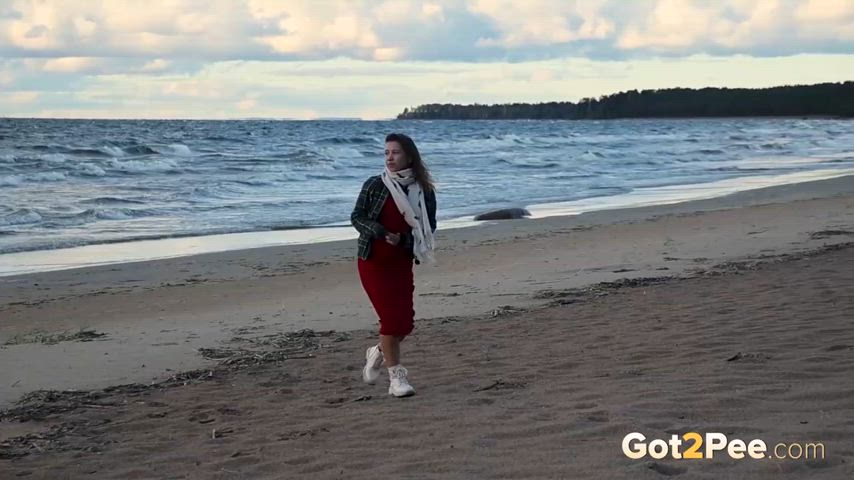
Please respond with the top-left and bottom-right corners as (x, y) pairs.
(1, 174), (854, 478)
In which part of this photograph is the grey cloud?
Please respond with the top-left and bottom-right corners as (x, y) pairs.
(0, 1), (851, 64)
(24, 25), (48, 38)
(0, 5), (22, 20)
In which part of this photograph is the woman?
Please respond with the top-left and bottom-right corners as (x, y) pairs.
(350, 133), (437, 397)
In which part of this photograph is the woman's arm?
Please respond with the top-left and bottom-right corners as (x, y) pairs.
(351, 179), (387, 239)
(426, 188), (437, 233)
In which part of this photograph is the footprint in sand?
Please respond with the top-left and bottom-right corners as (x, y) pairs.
(646, 462), (687, 476)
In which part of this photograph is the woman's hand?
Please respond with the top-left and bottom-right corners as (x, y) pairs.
(385, 232), (400, 246)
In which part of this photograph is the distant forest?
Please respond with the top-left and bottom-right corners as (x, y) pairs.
(396, 82), (854, 120)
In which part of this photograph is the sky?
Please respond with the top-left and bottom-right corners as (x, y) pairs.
(0, 0), (852, 120)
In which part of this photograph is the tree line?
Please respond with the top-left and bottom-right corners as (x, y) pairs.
(396, 82), (854, 120)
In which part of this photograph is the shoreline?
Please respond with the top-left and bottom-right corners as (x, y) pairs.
(0, 173), (853, 407)
(3, 169), (854, 277)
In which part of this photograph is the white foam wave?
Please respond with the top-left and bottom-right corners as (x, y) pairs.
(29, 171), (67, 182)
(316, 145), (365, 159)
(77, 163), (107, 177)
(0, 175), (23, 187)
(2, 209), (42, 226)
(109, 158), (180, 173)
(100, 145), (126, 157)
(90, 208), (136, 220)
(40, 153), (69, 164)
(158, 144), (193, 156)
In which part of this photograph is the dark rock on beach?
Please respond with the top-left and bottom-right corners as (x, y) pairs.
(474, 208), (531, 221)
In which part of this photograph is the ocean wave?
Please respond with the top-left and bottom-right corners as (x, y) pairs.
(66, 147), (114, 157)
(154, 143), (193, 156)
(87, 144), (160, 157)
(122, 145), (159, 156)
(234, 178), (276, 187)
(497, 159), (560, 169)
(283, 172), (309, 181)
(306, 172), (359, 180)
(581, 150), (605, 160)
(16, 144), (168, 158)
(221, 165), (259, 172)
(78, 208), (144, 221)
(315, 145), (365, 159)
(40, 153), (69, 164)
(0, 175), (23, 186)
(79, 197), (146, 206)
(720, 156), (832, 170)
(536, 173), (595, 180)
(99, 145), (126, 157)
(76, 163), (107, 177)
(708, 166), (772, 172)
(424, 133), (535, 152)
(319, 136), (377, 145)
(29, 171), (68, 182)
(189, 183), (249, 200)
(759, 142), (790, 150)
(32, 208), (158, 227)
(202, 135), (249, 144)
(621, 159), (663, 166)
(2, 209), (43, 226)
(108, 158), (181, 174)
(275, 149), (328, 165)
(0, 171), (67, 185)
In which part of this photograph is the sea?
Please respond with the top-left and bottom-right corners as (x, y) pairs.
(1, 117), (853, 275)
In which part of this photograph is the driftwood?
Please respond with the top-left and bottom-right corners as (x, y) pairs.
(4, 328), (106, 346)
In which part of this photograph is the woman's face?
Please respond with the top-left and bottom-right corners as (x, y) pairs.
(385, 141), (410, 172)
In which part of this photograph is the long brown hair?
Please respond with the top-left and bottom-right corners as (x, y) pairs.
(386, 133), (435, 192)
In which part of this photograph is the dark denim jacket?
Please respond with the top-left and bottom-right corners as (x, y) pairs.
(350, 175), (437, 263)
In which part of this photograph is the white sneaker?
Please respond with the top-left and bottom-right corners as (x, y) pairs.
(388, 365), (415, 397)
(362, 345), (384, 384)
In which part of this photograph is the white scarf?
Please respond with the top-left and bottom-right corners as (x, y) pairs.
(381, 167), (436, 265)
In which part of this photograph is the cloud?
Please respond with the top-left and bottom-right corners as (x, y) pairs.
(3, 90), (39, 103)
(0, 0), (851, 62)
(796, 0), (854, 22)
(469, 0), (614, 48)
(41, 56), (99, 73)
(138, 59), (173, 73)
(236, 92), (260, 111)
(794, 0), (854, 41)
(614, 0), (854, 56)
(5, 54), (848, 120)
(0, 1), (851, 119)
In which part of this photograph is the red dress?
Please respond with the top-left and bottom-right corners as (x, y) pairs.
(357, 196), (415, 336)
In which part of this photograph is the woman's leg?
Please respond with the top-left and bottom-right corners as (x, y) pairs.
(380, 334), (407, 366)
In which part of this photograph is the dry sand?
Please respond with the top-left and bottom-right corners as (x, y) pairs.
(1, 175), (854, 478)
